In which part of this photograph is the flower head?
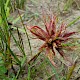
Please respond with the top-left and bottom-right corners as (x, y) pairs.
(28, 15), (76, 67)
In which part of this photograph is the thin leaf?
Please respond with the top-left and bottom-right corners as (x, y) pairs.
(66, 62), (77, 80)
(29, 26), (48, 41)
(45, 57), (59, 80)
(10, 31), (26, 56)
(6, 43), (21, 65)
(17, 9), (32, 55)
(67, 16), (80, 27)
(27, 65), (31, 80)
(63, 32), (76, 37)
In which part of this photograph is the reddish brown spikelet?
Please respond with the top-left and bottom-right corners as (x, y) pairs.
(28, 15), (76, 67)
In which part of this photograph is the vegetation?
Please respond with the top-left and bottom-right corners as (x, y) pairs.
(0, 0), (80, 80)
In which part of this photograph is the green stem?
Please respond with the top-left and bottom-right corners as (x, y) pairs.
(17, 9), (32, 56)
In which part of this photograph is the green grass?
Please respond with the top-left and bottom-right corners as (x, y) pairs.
(0, 0), (28, 79)
(63, 0), (80, 11)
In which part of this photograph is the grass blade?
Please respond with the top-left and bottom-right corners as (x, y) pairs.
(67, 16), (80, 27)
(45, 57), (59, 80)
(10, 31), (26, 56)
(27, 65), (31, 80)
(17, 9), (32, 56)
(66, 62), (77, 80)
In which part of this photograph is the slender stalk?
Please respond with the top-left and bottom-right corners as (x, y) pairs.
(66, 62), (77, 80)
(27, 65), (31, 80)
(17, 9), (32, 56)
(67, 16), (80, 27)
(45, 57), (59, 80)
(28, 50), (42, 64)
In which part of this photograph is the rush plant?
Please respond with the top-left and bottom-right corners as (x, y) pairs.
(28, 15), (76, 67)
